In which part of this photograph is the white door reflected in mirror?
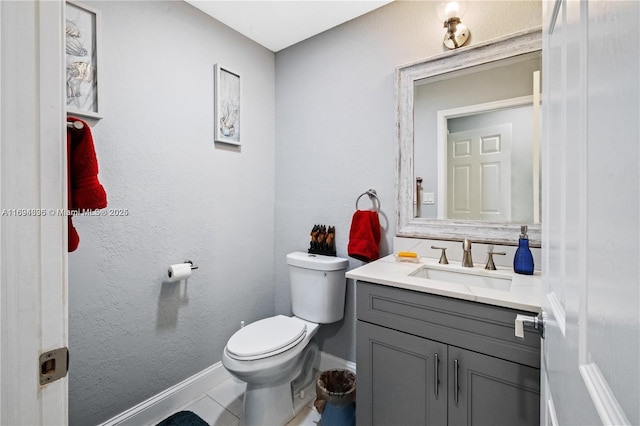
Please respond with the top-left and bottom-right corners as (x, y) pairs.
(413, 50), (541, 223)
(447, 123), (512, 221)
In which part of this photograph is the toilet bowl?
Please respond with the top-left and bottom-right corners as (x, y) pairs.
(222, 316), (319, 426)
(222, 252), (348, 426)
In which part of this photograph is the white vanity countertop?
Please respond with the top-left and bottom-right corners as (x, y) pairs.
(346, 255), (541, 313)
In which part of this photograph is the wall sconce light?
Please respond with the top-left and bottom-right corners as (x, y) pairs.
(437, 1), (470, 49)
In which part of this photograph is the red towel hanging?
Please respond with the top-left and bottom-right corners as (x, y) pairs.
(347, 210), (381, 262)
(67, 116), (107, 252)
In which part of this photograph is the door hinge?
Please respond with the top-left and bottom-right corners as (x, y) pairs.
(39, 347), (69, 386)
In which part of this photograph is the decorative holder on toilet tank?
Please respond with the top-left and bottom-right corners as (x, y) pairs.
(308, 224), (336, 256)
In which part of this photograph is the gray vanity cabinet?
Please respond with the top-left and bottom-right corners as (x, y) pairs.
(356, 282), (541, 426)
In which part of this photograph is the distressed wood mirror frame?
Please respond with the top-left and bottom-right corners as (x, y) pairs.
(396, 27), (542, 247)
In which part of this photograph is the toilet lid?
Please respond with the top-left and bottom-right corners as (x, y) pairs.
(226, 315), (307, 360)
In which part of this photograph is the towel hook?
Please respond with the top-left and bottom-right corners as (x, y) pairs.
(355, 189), (380, 211)
(66, 120), (84, 130)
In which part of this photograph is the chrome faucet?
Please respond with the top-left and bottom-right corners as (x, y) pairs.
(462, 239), (473, 267)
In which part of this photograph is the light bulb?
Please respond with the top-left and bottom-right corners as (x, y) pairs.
(436, 0), (470, 49)
(436, 1), (467, 22)
(444, 2), (459, 19)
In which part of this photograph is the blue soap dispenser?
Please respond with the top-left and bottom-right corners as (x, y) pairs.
(514, 225), (534, 275)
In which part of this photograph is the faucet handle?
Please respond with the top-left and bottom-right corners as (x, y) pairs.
(485, 251), (506, 270)
(431, 246), (449, 264)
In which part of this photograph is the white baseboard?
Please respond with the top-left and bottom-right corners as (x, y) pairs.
(98, 363), (231, 426)
(316, 351), (356, 373)
(99, 351), (354, 426)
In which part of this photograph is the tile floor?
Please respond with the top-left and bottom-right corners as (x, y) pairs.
(173, 375), (321, 426)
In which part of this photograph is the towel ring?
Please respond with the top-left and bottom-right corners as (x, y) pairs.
(355, 189), (380, 211)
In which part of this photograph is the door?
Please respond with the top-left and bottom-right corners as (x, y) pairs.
(447, 124), (512, 221)
(356, 321), (447, 426)
(541, 1), (639, 425)
(0, 1), (68, 424)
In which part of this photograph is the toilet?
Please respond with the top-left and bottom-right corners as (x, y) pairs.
(222, 251), (349, 426)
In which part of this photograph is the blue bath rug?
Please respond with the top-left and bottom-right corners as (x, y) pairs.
(156, 410), (209, 426)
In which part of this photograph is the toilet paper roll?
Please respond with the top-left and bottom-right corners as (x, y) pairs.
(167, 263), (192, 283)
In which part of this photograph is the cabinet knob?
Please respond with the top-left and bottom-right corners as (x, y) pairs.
(454, 359), (459, 403)
(434, 353), (440, 396)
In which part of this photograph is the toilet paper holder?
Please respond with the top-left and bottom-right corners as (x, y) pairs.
(167, 260), (198, 279)
(184, 260), (199, 270)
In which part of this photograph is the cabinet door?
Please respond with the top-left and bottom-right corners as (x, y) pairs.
(448, 346), (540, 426)
(356, 321), (447, 426)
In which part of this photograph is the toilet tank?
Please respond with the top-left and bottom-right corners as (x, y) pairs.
(286, 252), (349, 324)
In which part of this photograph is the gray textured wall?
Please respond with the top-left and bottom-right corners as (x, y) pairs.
(68, 2), (275, 424)
(274, 0), (542, 362)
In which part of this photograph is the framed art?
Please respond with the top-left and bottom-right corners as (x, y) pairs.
(214, 64), (241, 145)
(65, 1), (102, 119)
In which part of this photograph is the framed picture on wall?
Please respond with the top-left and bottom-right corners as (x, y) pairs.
(65, 1), (102, 119)
(214, 64), (241, 145)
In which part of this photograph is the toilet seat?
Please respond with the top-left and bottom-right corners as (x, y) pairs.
(226, 315), (307, 361)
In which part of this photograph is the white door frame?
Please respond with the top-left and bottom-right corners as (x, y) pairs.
(0, 1), (68, 424)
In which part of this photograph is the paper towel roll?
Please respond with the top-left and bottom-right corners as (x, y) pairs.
(167, 263), (192, 283)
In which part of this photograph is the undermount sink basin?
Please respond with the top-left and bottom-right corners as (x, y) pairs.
(410, 265), (513, 291)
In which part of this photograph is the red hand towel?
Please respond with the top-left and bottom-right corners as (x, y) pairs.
(67, 117), (107, 252)
(348, 210), (381, 262)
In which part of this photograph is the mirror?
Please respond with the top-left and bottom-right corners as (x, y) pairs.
(396, 28), (542, 246)
(416, 51), (542, 222)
